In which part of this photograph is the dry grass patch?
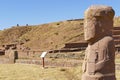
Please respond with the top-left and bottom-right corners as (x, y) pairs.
(0, 64), (81, 80)
(116, 69), (120, 80)
(0, 63), (120, 80)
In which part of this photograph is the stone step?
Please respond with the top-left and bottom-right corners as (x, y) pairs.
(115, 45), (120, 47)
(113, 27), (120, 30)
(112, 30), (120, 35)
(114, 40), (120, 45)
(113, 35), (120, 40)
(64, 42), (88, 48)
(115, 45), (120, 52)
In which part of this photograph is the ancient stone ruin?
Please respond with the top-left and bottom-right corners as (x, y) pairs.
(82, 5), (116, 80)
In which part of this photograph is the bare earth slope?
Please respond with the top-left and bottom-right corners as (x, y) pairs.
(0, 20), (84, 50)
(0, 17), (120, 51)
(0, 26), (32, 44)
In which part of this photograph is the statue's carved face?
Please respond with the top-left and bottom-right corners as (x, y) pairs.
(84, 7), (114, 42)
(84, 16), (103, 42)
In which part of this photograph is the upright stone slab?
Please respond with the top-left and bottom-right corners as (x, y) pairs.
(82, 5), (116, 80)
(8, 49), (17, 63)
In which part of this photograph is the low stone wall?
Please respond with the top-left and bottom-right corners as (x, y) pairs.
(16, 50), (42, 59)
(0, 58), (10, 64)
(16, 50), (85, 59)
(16, 59), (41, 65)
(46, 51), (85, 59)
(15, 59), (82, 67)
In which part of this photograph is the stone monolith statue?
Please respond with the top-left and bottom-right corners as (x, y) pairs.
(82, 5), (116, 80)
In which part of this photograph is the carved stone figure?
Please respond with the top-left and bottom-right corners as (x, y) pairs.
(82, 5), (116, 80)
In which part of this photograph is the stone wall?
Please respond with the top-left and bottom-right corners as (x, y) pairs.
(15, 59), (82, 67)
(16, 50), (42, 59)
(0, 58), (10, 64)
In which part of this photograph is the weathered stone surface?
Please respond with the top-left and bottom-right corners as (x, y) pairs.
(8, 50), (18, 63)
(82, 5), (116, 80)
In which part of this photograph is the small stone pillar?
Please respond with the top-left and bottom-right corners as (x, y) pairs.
(8, 49), (18, 63)
(82, 5), (116, 80)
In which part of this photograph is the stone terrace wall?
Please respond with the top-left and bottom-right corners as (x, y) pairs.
(0, 58), (10, 64)
(16, 50), (43, 59)
(16, 59), (82, 67)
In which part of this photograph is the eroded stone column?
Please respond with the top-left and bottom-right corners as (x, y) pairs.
(82, 5), (116, 80)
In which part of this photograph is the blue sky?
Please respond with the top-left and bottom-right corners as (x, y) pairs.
(0, 0), (120, 30)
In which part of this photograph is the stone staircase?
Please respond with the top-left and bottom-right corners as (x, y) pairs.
(113, 27), (120, 52)
(63, 27), (120, 52)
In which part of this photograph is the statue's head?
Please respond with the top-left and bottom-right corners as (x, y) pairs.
(84, 5), (115, 42)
